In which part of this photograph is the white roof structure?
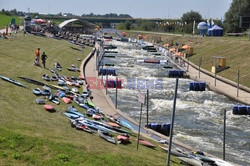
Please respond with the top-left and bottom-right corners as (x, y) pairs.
(58, 19), (78, 28)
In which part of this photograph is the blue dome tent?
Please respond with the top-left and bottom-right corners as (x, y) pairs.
(208, 25), (223, 36)
(197, 22), (208, 36)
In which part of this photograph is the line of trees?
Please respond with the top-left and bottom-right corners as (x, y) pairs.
(117, 11), (204, 34)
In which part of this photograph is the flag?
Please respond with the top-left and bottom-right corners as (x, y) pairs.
(211, 19), (214, 26)
(221, 17), (224, 24)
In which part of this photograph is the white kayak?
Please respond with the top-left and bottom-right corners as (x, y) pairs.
(178, 157), (203, 166)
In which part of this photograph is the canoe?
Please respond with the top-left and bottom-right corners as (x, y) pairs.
(44, 105), (55, 112)
(137, 139), (155, 148)
(0, 75), (27, 88)
(62, 97), (71, 104)
(98, 130), (116, 144)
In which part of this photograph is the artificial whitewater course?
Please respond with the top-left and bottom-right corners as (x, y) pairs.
(99, 40), (250, 166)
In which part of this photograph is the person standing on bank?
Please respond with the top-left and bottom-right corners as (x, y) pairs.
(35, 48), (40, 64)
(41, 52), (48, 68)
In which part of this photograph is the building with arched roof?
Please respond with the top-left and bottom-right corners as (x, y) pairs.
(59, 19), (97, 34)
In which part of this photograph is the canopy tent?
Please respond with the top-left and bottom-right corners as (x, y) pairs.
(208, 25), (223, 36)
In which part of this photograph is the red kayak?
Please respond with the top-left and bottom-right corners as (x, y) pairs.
(62, 97), (71, 104)
(137, 139), (155, 148)
(117, 135), (130, 143)
(79, 75), (85, 80)
(92, 114), (102, 120)
(44, 104), (55, 112)
(106, 122), (120, 128)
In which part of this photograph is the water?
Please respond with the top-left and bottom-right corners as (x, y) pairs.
(101, 40), (250, 166)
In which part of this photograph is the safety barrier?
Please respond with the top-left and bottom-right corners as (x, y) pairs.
(232, 105), (250, 115)
(168, 69), (184, 78)
(189, 82), (206, 91)
(145, 123), (171, 136)
(99, 69), (116, 76)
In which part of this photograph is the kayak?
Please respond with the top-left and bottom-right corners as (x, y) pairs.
(117, 134), (130, 144)
(0, 75), (27, 88)
(75, 123), (93, 133)
(178, 157), (203, 166)
(35, 98), (45, 104)
(44, 105), (55, 112)
(159, 146), (188, 157)
(92, 114), (102, 120)
(137, 139), (155, 148)
(209, 157), (235, 166)
(62, 97), (71, 104)
(18, 77), (46, 86)
(33, 88), (42, 95)
(87, 100), (95, 108)
(120, 120), (133, 130)
(98, 130), (116, 144)
(106, 122), (120, 128)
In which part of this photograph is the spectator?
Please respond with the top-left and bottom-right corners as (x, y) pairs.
(34, 48), (40, 66)
(41, 52), (48, 68)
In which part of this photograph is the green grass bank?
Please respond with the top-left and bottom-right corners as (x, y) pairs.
(0, 14), (23, 29)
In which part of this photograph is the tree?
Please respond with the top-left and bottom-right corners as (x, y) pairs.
(124, 21), (131, 30)
(225, 0), (250, 32)
(181, 10), (202, 24)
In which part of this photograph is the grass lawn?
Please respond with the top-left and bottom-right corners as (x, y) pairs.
(0, 14), (23, 29)
(0, 33), (181, 165)
(125, 30), (250, 88)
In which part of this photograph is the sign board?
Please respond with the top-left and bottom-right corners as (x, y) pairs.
(138, 92), (145, 104)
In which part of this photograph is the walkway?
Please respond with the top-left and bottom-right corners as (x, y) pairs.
(179, 58), (250, 105)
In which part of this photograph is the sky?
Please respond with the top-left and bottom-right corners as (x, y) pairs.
(0, 0), (232, 19)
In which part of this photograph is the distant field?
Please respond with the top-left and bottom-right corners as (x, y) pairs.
(0, 14), (23, 29)
(0, 33), (180, 165)
(126, 30), (250, 88)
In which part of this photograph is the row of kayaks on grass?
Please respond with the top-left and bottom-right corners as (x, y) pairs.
(159, 145), (235, 166)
